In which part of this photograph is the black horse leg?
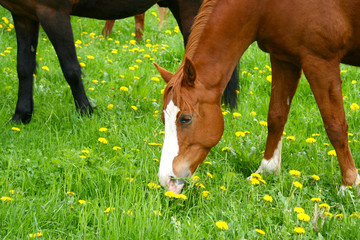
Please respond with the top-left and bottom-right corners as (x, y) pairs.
(38, 11), (93, 116)
(11, 14), (39, 124)
(167, 0), (239, 109)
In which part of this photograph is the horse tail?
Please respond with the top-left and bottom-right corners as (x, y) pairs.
(102, 20), (115, 38)
(222, 65), (239, 109)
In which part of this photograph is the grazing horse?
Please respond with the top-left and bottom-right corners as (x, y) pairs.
(0, 0), (238, 124)
(155, 0), (360, 194)
(102, 5), (168, 41)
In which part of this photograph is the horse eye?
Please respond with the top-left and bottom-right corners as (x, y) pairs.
(179, 114), (192, 124)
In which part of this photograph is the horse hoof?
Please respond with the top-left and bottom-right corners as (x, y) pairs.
(78, 105), (94, 116)
(11, 113), (32, 124)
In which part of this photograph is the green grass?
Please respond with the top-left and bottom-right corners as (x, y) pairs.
(1, 6), (360, 239)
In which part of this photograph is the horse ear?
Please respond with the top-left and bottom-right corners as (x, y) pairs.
(153, 62), (174, 83)
(183, 57), (196, 87)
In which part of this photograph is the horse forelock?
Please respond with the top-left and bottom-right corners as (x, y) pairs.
(163, 0), (217, 113)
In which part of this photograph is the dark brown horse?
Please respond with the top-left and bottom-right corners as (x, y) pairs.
(0, 0), (238, 123)
(156, 0), (360, 194)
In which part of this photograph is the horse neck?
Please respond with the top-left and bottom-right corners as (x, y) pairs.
(191, 0), (261, 94)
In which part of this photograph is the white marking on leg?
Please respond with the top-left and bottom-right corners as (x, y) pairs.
(256, 140), (282, 174)
(158, 100), (180, 187)
(339, 174), (360, 196)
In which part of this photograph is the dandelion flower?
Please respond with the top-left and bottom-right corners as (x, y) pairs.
(294, 207), (305, 214)
(256, 229), (265, 235)
(206, 172), (213, 178)
(42, 66), (49, 71)
(87, 55), (94, 59)
(104, 207), (115, 213)
(289, 170), (301, 177)
(221, 147), (230, 151)
(327, 150), (336, 156)
(99, 127), (108, 132)
(120, 86), (129, 91)
(250, 111), (256, 116)
(0, 196), (13, 201)
(297, 213), (310, 221)
(174, 194), (187, 200)
(235, 131), (246, 137)
(107, 104), (114, 109)
(336, 214), (344, 218)
(192, 176), (200, 182)
(312, 175), (320, 181)
(78, 200), (86, 204)
(112, 146), (121, 151)
(151, 77), (160, 82)
(29, 232), (43, 238)
(294, 227), (305, 234)
(147, 182), (161, 189)
(266, 75), (272, 82)
(259, 121), (268, 127)
(165, 191), (176, 197)
(306, 138), (316, 143)
(79, 62), (86, 67)
(215, 221), (229, 230)
(11, 127), (20, 131)
(233, 112), (241, 118)
(131, 106), (138, 111)
(263, 195), (273, 202)
(250, 178), (260, 185)
(98, 137), (108, 144)
(153, 210), (162, 216)
(311, 197), (321, 202)
(286, 136), (296, 141)
(293, 181), (303, 189)
(220, 186), (227, 191)
(319, 203), (330, 210)
(350, 103), (360, 111)
(324, 212), (333, 217)
(67, 191), (75, 196)
(202, 191), (210, 197)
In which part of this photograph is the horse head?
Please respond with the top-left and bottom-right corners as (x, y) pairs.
(155, 58), (225, 193)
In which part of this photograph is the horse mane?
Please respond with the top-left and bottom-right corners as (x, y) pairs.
(164, 0), (217, 111)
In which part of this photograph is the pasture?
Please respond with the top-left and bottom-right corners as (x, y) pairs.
(1, 5), (360, 239)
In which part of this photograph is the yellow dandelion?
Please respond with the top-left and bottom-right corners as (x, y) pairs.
(104, 207), (115, 213)
(79, 62), (86, 67)
(11, 127), (20, 131)
(297, 213), (310, 221)
(215, 221), (229, 230)
(87, 55), (94, 59)
(250, 178), (260, 185)
(206, 172), (213, 178)
(99, 127), (108, 132)
(350, 103), (360, 111)
(266, 75), (272, 82)
(29, 232), (43, 238)
(220, 186), (227, 191)
(289, 170), (301, 177)
(235, 131), (246, 137)
(311, 197), (321, 202)
(42, 66), (49, 71)
(319, 203), (330, 210)
(147, 182), (161, 189)
(174, 194), (187, 200)
(306, 137), (316, 143)
(67, 191), (75, 196)
(250, 111), (256, 117)
(294, 227), (305, 234)
(78, 200), (86, 204)
(221, 147), (230, 151)
(312, 174), (320, 181)
(112, 146), (121, 151)
(259, 121), (268, 127)
(153, 210), (162, 216)
(151, 76), (160, 82)
(202, 191), (210, 197)
(107, 104), (114, 109)
(233, 112), (241, 118)
(293, 181), (303, 189)
(120, 86), (129, 92)
(131, 106), (138, 111)
(263, 195), (273, 202)
(165, 191), (176, 198)
(324, 212), (333, 217)
(192, 176), (200, 182)
(98, 137), (108, 144)
(287, 136), (296, 141)
(336, 214), (344, 218)
(294, 207), (305, 214)
(327, 150), (336, 156)
(1, 196), (13, 201)
(256, 229), (265, 235)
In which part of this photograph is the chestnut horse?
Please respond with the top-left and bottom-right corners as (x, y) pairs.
(0, 0), (238, 124)
(155, 0), (360, 193)
(102, 5), (168, 41)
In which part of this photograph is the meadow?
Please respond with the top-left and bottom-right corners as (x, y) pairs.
(1, 5), (360, 239)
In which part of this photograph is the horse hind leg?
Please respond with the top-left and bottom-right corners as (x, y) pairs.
(255, 56), (301, 175)
(302, 56), (359, 189)
(135, 13), (145, 41)
(11, 14), (39, 124)
(37, 10), (93, 116)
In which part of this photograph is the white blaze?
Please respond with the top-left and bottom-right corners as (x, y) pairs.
(158, 100), (180, 187)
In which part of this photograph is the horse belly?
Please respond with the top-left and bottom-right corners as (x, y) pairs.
(71, 0), (158, 20)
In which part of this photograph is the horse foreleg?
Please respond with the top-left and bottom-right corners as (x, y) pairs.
(256, 57), (301, 174)
(102, 20), (115, 38)
(11, 14), (39, 124)
(302, 57), (359, 189)
(135, 13), (145, 42)
(38, 11), (93, 116)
